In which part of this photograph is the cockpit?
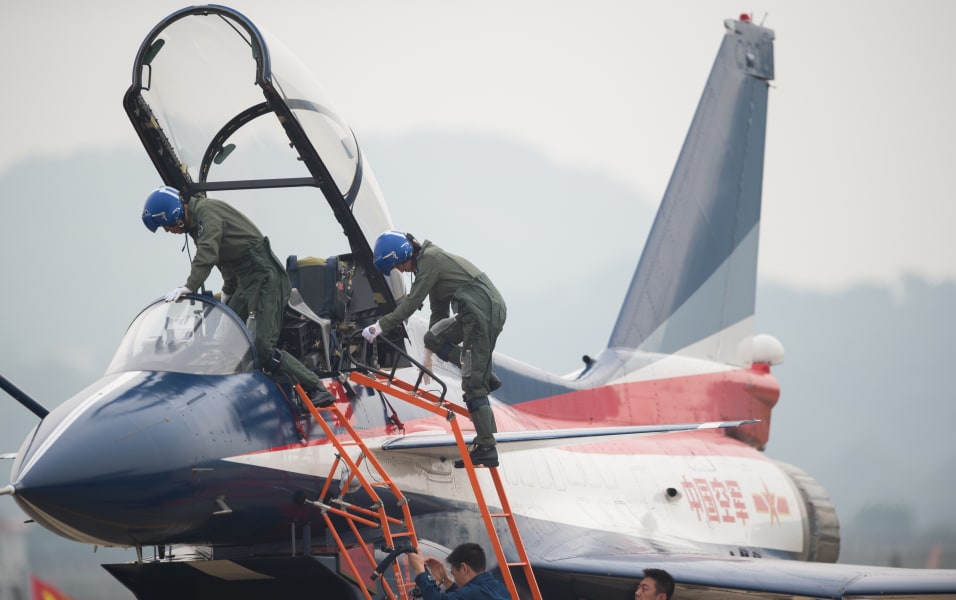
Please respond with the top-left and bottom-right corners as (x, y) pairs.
(106, 297), (254, 376)
(123, 6), (411, 373)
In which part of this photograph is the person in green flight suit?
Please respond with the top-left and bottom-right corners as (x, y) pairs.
(141, 186), (334, 406)
(362, 230), (506, 468)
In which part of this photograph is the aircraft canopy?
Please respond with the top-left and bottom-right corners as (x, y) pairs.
(106, 297), (254, 376)
(124, 6), (400, 303)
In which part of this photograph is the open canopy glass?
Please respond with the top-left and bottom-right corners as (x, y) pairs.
(124, 6), (398, 303)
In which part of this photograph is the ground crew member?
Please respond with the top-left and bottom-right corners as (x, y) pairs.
(141, 186), (333, 406)
(634, 568), (676, 600)
(408, 543), (511, 599)
(362, 230), (506, 468)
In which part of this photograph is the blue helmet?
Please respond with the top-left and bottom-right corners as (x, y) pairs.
(142, 186), (184, 232)
(373, 230), (414, 274)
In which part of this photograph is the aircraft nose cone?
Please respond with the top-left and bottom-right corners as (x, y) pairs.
(11, 371), (217, 545)
(11, 368), (287, 546)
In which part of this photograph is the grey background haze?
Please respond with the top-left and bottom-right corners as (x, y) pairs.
(1, 1), (955, 597)
(6, 1), (956, 291)
(1, 136), (954, 598)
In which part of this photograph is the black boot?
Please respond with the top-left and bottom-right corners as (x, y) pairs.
(454, 444), (499, 468)
(308, 387), (336, 408)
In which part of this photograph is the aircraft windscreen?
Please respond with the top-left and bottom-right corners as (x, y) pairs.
(105, 298), (255, 376)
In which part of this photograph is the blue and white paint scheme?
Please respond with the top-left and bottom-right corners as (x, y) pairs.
(3, 6), (955, 599)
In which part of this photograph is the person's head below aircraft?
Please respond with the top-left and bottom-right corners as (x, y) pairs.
(634, 568), (675, 600)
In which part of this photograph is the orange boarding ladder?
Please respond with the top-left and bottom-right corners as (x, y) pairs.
(294, 384), (418, 600)
(348, 369), (544, 600)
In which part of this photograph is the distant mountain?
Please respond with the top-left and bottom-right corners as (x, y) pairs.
(0, 134), (953, 596)
(755, 278), (956, 566)
(756, 278), (956, 535)
(368, 134), (956, 548)
(363, 132), (653, 374)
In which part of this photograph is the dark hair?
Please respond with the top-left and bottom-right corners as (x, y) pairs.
(446, 543), (487, 573)
(405, 232), (422, 254)
(642, 569), (675, 599)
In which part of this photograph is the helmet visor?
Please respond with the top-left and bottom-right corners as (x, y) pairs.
(374, 253), (397, 275)
(142, 210), (164, 232)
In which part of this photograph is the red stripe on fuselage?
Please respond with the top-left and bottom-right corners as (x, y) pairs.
(494, 365), (779, 449)
(245, 366), (779, 459)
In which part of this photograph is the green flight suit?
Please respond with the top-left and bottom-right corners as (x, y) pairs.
(378, 240), (506, 446)
(184, 196), (319, 391)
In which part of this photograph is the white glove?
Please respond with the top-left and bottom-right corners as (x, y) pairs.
(220, 292), (230, 305)
(164, 285), (192, 302)
(362, 322), (382, 343)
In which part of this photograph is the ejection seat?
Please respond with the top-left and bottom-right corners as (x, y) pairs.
(280, 256), (341, 375)
(283, 254), (410, 376)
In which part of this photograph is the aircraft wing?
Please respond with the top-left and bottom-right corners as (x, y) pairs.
(380, 420), (756, 458)
(534, 551), (956, 599)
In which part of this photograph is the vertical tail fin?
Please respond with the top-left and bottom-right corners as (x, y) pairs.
(608, 17), (775, 366)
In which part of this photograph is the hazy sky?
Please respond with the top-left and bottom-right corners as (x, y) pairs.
(4, 0), (955, 294)
(1, 2), (955, 584)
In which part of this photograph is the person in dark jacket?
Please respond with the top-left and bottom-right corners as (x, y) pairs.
(141, 186), (333, 406)
(408, 543), (510, 600)
(362, 230), (506, 468)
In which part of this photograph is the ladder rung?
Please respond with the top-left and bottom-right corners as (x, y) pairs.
(340, 373), (544, 600)
(294, 382), (422, 600)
